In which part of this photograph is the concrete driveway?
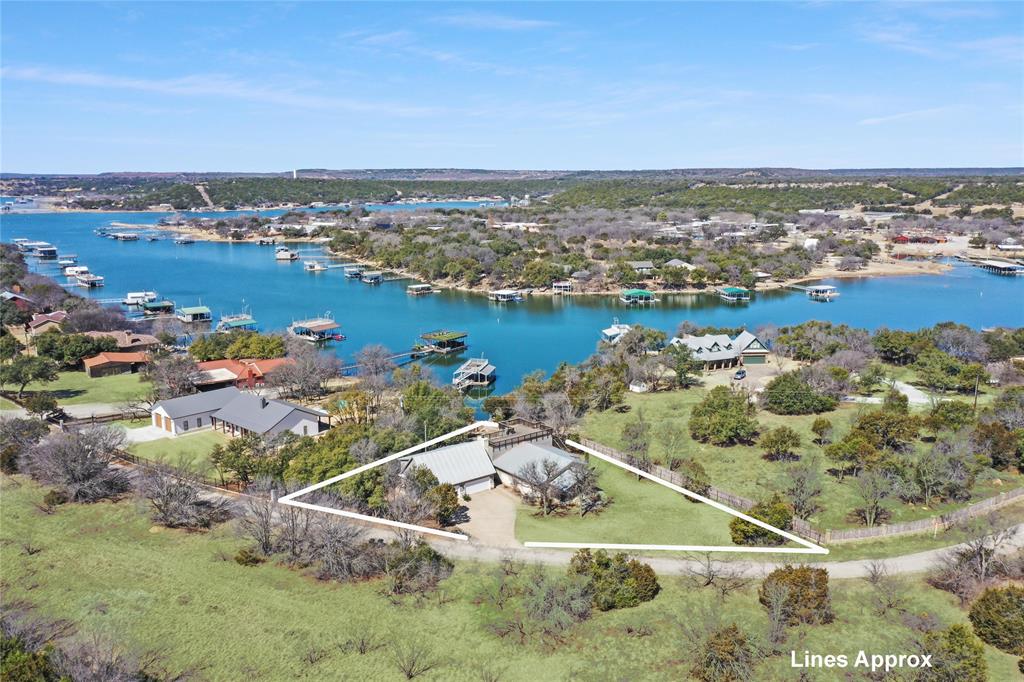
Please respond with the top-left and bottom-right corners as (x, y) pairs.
(457, 486), (521, 548)
(123, 424), (170, 444)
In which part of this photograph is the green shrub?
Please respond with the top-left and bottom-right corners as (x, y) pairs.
(757, 565), (833, 625)
(729, 494), (793, 546)
(968, 585), (1024, 655)
(568, 549), (660, 610)
(678, 458), (711, 498)
(234, 547), (265, 566)
(688, 386), (759, 446)
(761, 372), (836, 415)
(691, 624), (755, 682)
(918, 624), (987, 682)
(41, 489), (68, 508)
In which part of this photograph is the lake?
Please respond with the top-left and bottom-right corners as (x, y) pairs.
(2, 208), (1022, 399)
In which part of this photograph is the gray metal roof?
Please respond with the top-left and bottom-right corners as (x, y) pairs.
(154, 387), (240, 419)
(404, 440), (495, 485)
(212, 393), (324, 434)
(491, 441), (578, 479)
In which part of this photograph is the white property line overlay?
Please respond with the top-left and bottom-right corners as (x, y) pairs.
(277, 421), (499, 541)
(278, 422), (828, 554)
(520, 439), (829, 555)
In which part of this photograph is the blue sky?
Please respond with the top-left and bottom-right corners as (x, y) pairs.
(2, 1), (1022, 172)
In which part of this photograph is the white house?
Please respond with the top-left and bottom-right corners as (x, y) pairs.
(151, 386), (328, 438)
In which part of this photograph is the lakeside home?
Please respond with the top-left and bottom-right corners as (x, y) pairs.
(667, 330), (769, 369)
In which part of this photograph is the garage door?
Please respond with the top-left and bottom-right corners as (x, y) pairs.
(462, 476), (495, 496)
(163, 416), (173, 432)
(743, 355), (767, 365)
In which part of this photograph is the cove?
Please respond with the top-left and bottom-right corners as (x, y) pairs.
(2, 208), (1021, 397)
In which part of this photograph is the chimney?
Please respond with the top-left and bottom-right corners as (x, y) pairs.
(260, 397), (268, 409)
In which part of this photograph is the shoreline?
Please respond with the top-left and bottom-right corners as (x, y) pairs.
(323, 247), (955, 298)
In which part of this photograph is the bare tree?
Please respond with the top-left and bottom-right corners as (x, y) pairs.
(21, 426), (130, 502)
(541, 391), (579, 437)
(681, 553), (752, 599)
(270, 338), (339, 399)
(309, 515), (365, 581)
(782, 457), (824, 520)
(140, 469), (232, 529)
(567, 461), (602, 517)
(517, 459), (565, 516)
(145, 355), (201, 402)
(855, 470), (892, 527)
(762, 581), (791, 650)
(240, 479), (278, 555)
(862, 560), (906, 616)
(391, 639), (441, 680)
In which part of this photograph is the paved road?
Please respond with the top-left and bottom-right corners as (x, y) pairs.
(844, 380), (934, 406)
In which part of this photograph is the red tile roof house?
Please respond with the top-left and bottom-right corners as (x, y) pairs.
(194, 358), (292, 390)
(1, 290), (36, 312)
(83, 351), (151, 378)
(82, 330), (160, 352)
(27, 311), (68, 336)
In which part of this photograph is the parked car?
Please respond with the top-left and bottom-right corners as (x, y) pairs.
(733, 369), (747, 380)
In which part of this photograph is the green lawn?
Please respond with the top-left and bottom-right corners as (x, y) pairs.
(2, 477), (1019, 681)
(580, 390), (1023, 531)
(0, 396), (20, 411)
(516, 457), (767, 548)
(21, 370), (151, 406)
(127, 430), (229, 478)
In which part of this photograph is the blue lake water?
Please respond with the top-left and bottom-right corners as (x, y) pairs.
(1, 208), (1021, 398)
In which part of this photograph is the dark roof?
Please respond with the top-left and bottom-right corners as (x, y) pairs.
(154, 387), (240, 419)
(212, 393), (324, 434)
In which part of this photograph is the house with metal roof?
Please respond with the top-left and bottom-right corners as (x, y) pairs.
(176, 305), (212, 323)
(491, 441), (579, 493)
(150, 386), (328, 438)
(401, 440), (497, 496)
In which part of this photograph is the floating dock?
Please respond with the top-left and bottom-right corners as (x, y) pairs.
(288, 314), (344, 343)
(718, 286), (751, 303)
(620, 288), (657, 305)
(453, 358), (497, 390)
(418, 330), (468, 355)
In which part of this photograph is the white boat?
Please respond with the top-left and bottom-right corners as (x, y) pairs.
(63, 265), (90, 277)
(275, 246), (298, 261)
(123, 291), (158, 306)
(173, 237), (195, 245)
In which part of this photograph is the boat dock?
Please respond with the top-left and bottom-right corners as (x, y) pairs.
(718, 286), (751, 303)
(452, 357), (497, 390)
(620, 288), (657, 305)
(786, 283), (840, 301)
(288, 314), (345, 343)
(417, 330), (468, 355)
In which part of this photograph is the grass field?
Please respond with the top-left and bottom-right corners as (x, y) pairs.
(127, 430), (229, 477)
(580, 390), (1023, 531)
(2, 477), (1019, 681)
(0, 396), (19, 411)
(515, 457), (770, 548)
(21, 370), (151, 406)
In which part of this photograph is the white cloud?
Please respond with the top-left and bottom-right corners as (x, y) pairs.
(434, 12), (556, 31)
(858, 106), (954, 126)
(0, 65), (443, 117)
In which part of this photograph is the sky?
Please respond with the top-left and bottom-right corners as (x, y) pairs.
(1, 1), (1022, 172)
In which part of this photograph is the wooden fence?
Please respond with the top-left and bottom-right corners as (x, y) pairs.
(571, 436), (1024, 546)
(112, 448), (250, 495)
